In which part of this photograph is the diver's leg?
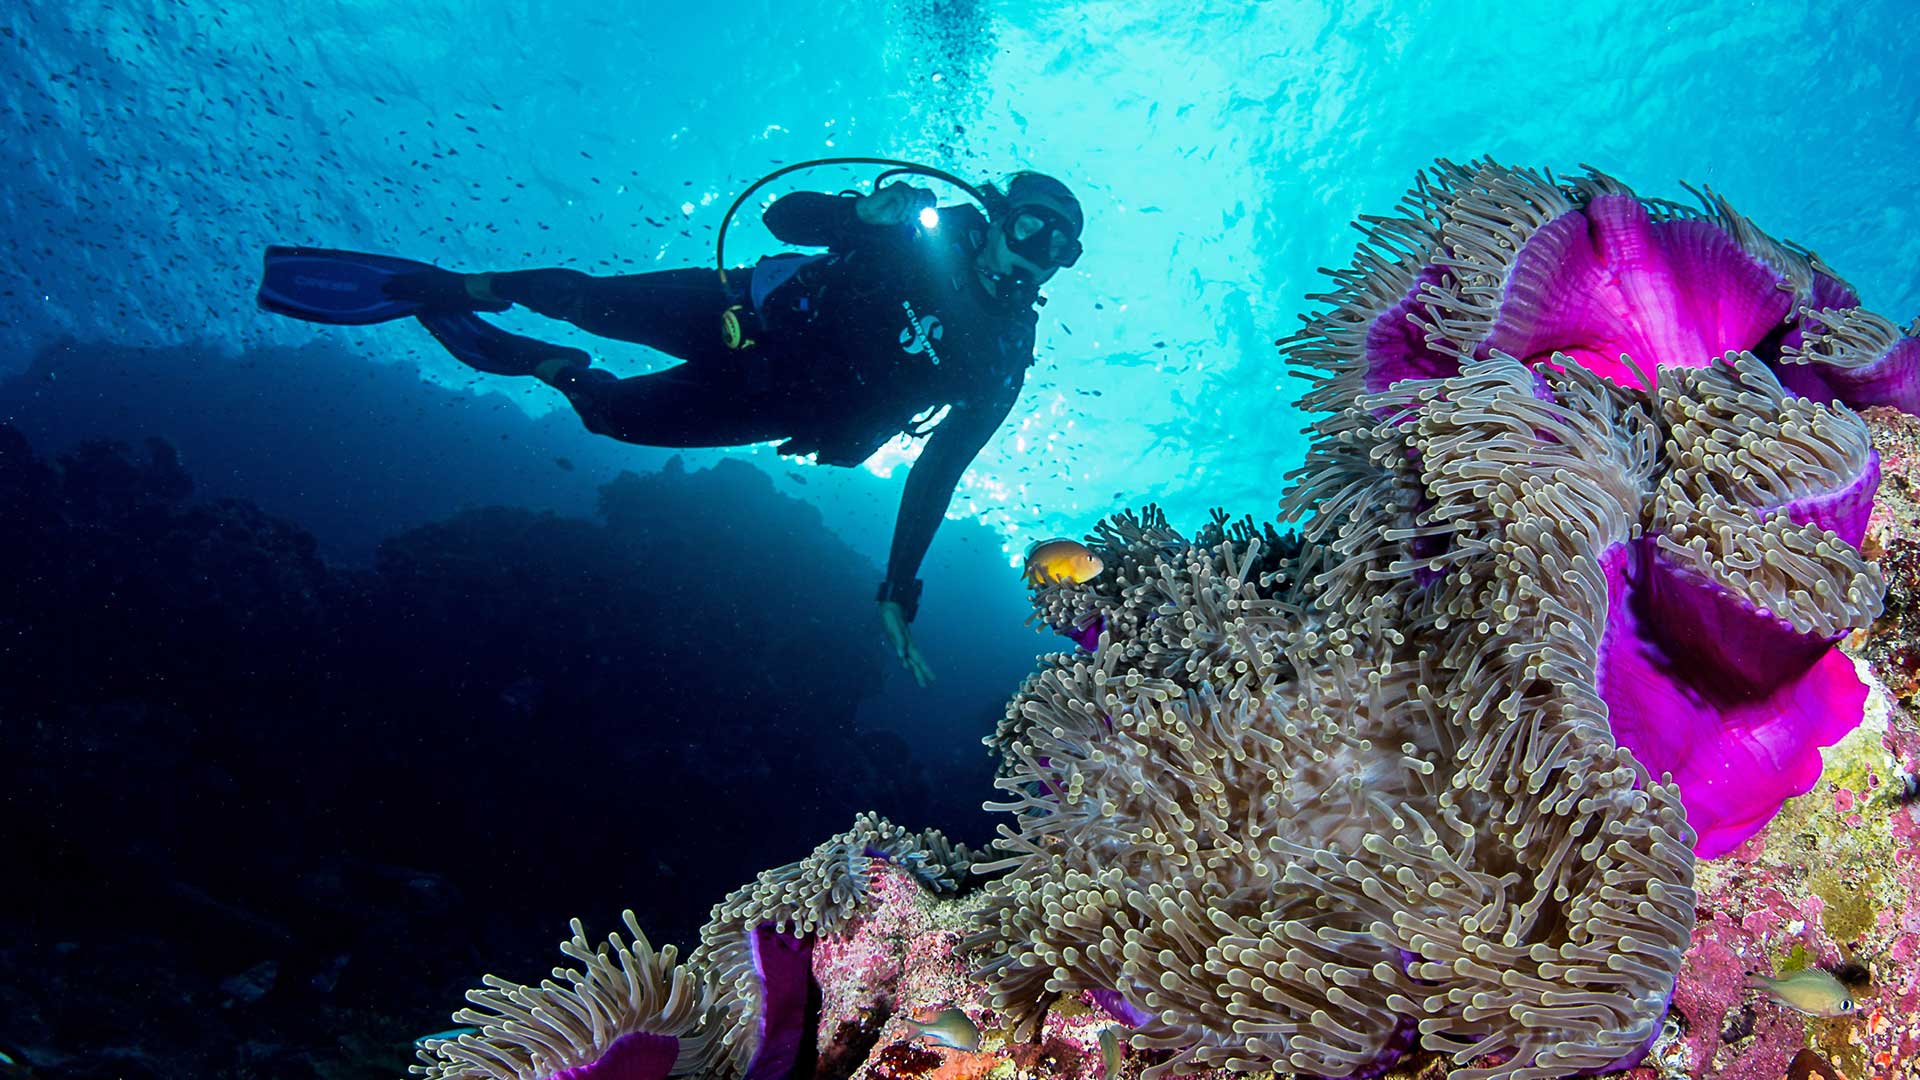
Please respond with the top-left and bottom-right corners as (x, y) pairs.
(541, 361), (796, 448)
(418, 311), (591, 377)
(478, 267), (737, 362)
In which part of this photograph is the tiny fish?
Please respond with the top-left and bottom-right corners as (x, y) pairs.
(554, 457), (574, 472)
(903, 1007), (980, 1053)
(1098, 1026), (1124, 1079)
(1025, 538), (1104, 587)
(414, 1026), (479, 1048)
(1746, 968), (1856, 1017)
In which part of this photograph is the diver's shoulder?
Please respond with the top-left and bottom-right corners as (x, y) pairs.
(942, 203), (990, 232)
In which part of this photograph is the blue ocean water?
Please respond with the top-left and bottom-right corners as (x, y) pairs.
(2, 1), (1917, 1075)
(6, 1), (1914, 547)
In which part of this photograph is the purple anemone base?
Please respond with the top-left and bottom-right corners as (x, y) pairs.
(548, 1030), (679, 1080)
(1311, 1015), (1420, 1080)
(1351, 175), (1898, 860)
(1088, 986), (1152, 1027)
(1596, 540), (1868, 858)
(1578, 997), (1671, 1075)
(743, 923), (813, 1080)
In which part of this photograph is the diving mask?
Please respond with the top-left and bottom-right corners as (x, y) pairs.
(1004, 204), (1082, 268)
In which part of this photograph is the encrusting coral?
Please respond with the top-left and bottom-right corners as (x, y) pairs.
(411, 160), (1914, 1080)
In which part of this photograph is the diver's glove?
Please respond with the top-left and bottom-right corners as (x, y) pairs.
(382, 267), (511, 313)
(854, 183), (937, 227)
(877, 595), (935, 688)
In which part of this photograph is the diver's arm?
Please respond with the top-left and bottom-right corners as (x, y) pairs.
(763, 192), (865, 248)
(764, 184), (934, 249)
(880, 391), (1018, 621)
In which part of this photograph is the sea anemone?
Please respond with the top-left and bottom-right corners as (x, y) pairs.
(409, 910), (710, 1080)
(986, 160), (1895, 1076)
(985, 363), (1699, 1079)
(1283, 159), (1888, 857)
(410, 814), (973, 1080)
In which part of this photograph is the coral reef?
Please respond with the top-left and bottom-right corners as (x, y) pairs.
(411, 815), (976, 1080)
(965, 162), (1889, 1079)
(405, 161), (1918, 1080)
(420, 677), (1920, 1080)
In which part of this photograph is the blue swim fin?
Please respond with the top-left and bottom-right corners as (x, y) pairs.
(416, 310), (590, 377)
(257, 245), (444, 325)
(261, 246), (587, 377)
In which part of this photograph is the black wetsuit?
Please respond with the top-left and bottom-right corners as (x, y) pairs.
(482, 192), (1039, 618)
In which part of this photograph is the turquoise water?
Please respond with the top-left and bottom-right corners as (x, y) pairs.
(3, 0), (1915, 547)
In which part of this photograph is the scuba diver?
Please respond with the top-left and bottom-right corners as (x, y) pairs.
(257, 165), (1085, 686)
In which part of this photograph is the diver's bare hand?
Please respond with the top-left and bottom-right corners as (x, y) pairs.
(855, 183), (935, 227)
(878, 600), (936, 687)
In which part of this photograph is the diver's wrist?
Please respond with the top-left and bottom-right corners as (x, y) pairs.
(876, 578), (924, 621)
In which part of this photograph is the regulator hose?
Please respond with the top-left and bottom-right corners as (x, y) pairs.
(714, 157), (989, 291)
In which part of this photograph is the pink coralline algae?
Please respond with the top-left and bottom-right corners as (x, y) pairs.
(1656, 628), (1920, 1076)
(814, 864), (1118, 1080)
